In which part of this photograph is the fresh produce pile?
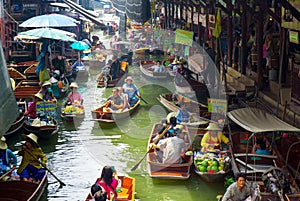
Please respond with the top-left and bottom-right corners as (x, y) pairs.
(63, 105), (84, 114)
(194, 152), (230, 174)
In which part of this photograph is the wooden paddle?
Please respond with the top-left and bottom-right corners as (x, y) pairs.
(135, 91), (148, 104)
(24, 149), (66, 187)
(131, 125), (170, 171)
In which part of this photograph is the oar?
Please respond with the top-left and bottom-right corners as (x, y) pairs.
(135, 91), (148, 104)
(24, 149), (66, 187)
(131, 125), (170, 171)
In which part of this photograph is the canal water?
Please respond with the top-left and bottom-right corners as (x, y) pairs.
(6, 32), (227, 201)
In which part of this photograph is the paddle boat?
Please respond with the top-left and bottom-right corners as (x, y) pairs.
(139, 60), (168, 79)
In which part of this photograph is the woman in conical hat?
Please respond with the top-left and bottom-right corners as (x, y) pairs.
(17, 133), (47, 182)
(0, 136), (17, 173)
(200, 123), (231, 152)
(66, 82), (83, 106)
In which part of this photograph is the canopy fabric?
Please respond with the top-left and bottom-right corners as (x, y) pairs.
(126, 0), (151, 24)
(19, 13), (78, 28)
(227, 107), (300, 133)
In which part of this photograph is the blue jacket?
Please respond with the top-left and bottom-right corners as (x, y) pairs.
(1, 149), (17, 167)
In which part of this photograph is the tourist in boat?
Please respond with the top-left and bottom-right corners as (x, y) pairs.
(152, 127), (187, 164)
(200, 123), (231, 152)
(252, 137), (271, 155)
(67, 82), (83, 106)
(17, 133), (47, 183)
(176, 102), (192, 124)
(0, 136), (17, 174)
(72, 59), (84, 73)
(150, 60), (165, 72)
(107, 87), (124, 112)
(118, 87), (130, 111)
(222, 172), (254, 201)
(90, 183), (107, 201)
(123, 76), (140, 107)
(41, 81), (55, 101)
(96, 166), (119, 201)
(24, 93), (44, 119)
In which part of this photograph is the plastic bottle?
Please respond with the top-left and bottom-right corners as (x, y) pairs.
(116, 178), (122, 193)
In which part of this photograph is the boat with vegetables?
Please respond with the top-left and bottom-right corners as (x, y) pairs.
(146, 123), (193, 180)
(227, 107), (300, 200)
(193, 150), (231, 183)
(61, 104), (85, 121)
(24, 117), (59, 139)
(85, 175), (135, 201)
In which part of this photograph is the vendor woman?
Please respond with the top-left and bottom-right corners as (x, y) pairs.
(200, 123), (231, 152)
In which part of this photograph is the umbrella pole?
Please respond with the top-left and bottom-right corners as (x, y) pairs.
(78, 51), (81, 64)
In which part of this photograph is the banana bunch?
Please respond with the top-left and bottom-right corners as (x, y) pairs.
(63, 105), (84, 114)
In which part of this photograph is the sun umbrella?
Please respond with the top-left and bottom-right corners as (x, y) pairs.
(17, 28), (77, 42)
(19, 13), (78, 28)
(71, 41), (90, 51)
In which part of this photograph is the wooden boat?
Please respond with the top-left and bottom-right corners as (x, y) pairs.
(61, 104), (85, 122)
(4, 102), (27, 138)
(91, 98), (140, 127)
(193, 151), (231, 183)
(158, 93), (208, 117)
(24, 64), (38, 80)
(14, 80), (41, 99)
(97, 61), (128, 88)
(0, 169), (48, 201)
(135, 48), (150, 55)
(8, 60), (38, 74)
(174, 77), (207, 97)
(8, 67), (26, 82)
(146, 123), (193, 179)
(24, 117), (59, 139)
(139, 60), (168, 79)
(227, 108), (300, 199)
(85, 175), (135, 201)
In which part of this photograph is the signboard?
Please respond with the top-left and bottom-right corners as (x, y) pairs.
(36, 101), (57, 116)
(207, 98), (227, 114)
(175, 29), (194, 46)
(289, 30), (299, 44)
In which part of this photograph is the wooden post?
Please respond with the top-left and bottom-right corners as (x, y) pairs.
(241, 6), (247, 74)
(256, 5), (264, 89)
(226, 1), (233, 67)
(276, 28), (286, 115)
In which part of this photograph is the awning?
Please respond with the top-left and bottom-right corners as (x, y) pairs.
(63, 0), (105, 27)
(227, 108), (300, 133)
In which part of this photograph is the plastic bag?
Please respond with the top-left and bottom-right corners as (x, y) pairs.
(39, 67), (50, 83)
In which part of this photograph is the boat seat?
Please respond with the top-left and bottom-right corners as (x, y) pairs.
(236, 158), (274, 173)
(117, 188), (129, 199)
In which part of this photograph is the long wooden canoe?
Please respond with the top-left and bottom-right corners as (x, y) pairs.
(5, 113), (25, 138)
(0, 170), (48, 201)
(91, 98), (140, 128)
(85, 175), (135, 201)
(14, 80), (40, 99)
(146, 123), (193, 179)
(139, 60), (168, 79)
(24, 118), (59, 139)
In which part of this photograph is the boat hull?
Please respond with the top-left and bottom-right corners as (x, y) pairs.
(146, 124), (193, 180)
(0, 170), (48, 201)
(5, 113), (25, 137)
(91, 99), (140, 128)
(24, 119), (59, 139)
(140, 60), (168, 79)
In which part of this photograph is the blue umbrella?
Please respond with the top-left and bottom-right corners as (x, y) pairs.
(71, 41), (90, 51)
